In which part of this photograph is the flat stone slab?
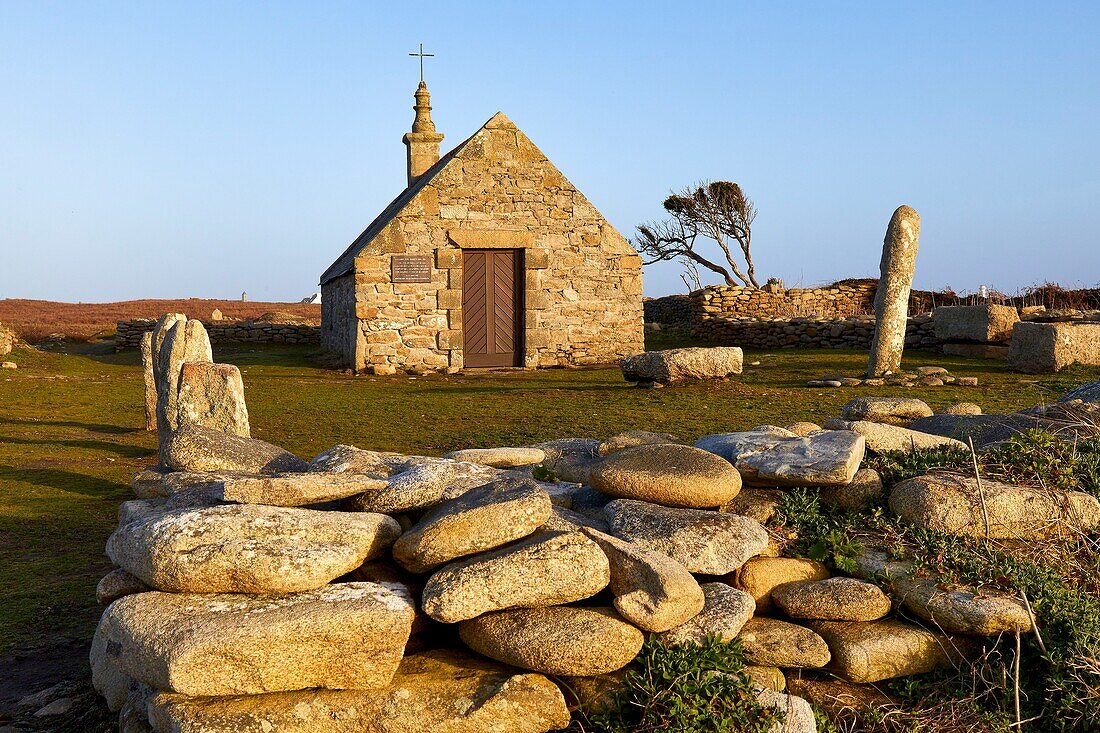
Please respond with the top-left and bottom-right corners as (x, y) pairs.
(934, 304), (1019, 344)
(146, 648), (570, 733)
(393, 478), (552, 573)
(99, 583), (415, 696)
(1008, 321), (1100, 373)
(695, 426), (865, 487)
(163, 425), (307, 474)
(621, 346), (743, 384)
(221, 472), (388, 506)
(459, 606), (644, 677)
(444, 447), (546, 468)
(107, 504), (400, 593)
(582, 527), (704, 632)
(421, 531), (610, 624)
(590, 443), (742, 508)
(889, 473), (1100, 539)
(531, 438), (602, 483)
(823, 419), (969, 454)
(840, 397), (932, 426)
(604, 499), (768, 574)
(344, 457), (502, 513)
(660, 582), (755, 645)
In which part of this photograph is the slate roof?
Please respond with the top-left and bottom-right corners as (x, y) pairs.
(318, 128), (477, 286)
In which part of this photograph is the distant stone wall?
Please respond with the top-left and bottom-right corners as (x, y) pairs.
(643, 295), (692, 326)
(116, 319), (320, 349)
(693, 313), (940, 350)
(690, 282), (879, 323)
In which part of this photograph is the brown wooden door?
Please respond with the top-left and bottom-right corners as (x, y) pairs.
(462, 249), (523, 367)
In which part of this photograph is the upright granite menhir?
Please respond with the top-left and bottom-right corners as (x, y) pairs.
(867, 205), (921, 377)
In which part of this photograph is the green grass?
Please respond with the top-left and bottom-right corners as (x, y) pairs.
(1, 340), (1097, 655)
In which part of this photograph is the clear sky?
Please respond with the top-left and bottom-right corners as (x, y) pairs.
(2, 2), (1098, 302)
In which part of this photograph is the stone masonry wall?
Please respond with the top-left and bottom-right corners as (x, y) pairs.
(691, 282), (879, 322)
(321, 274), (356, 361)
(693, 313), (940, 351)
(643, 295), (692, 326)
(346, 113), (644, 374)
(116, 319), (320, 349)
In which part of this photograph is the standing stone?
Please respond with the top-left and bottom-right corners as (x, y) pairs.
(140, 332), (157, 431)
(867, 205), (920, 377)
(176, 362), (250, 438)
(154, 316), (213, 460)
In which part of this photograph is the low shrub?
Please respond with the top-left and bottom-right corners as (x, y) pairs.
(572, 636), (785, 733)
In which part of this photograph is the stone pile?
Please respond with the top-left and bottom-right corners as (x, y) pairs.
(92, 319), (1100, 731)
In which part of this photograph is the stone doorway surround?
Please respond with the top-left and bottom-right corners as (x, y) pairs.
(440, 229), (550, 370)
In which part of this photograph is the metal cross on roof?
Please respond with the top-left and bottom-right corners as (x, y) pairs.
(409, 43), (434, 83)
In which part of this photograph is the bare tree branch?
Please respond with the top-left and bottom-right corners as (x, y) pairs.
(632, 180), (763, 289)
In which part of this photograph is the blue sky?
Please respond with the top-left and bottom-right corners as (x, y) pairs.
(2, 2), (1098, 301)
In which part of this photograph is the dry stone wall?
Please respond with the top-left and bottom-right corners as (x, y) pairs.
(693, 313), (939, 351)
(691, 282), (879, 322)
(117, 319), (320, 350)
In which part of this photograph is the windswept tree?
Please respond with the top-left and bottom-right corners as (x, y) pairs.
(634, 181), (761, 289)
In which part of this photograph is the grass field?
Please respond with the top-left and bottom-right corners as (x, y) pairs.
(1, 337), (1097, 702)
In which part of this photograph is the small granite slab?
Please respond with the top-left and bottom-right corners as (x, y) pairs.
(107, 504), (400, 593)
(695, 426), (865, 487)
(604, 499), (768, 574)
(393, 478), (552, 573)
(99, 582), (415, 696)
(421, 531), (610, 624)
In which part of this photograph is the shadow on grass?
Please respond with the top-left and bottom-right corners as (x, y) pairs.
(0, 465), (130, 498)
(0, 417), (139, 435)
(0, 436), (153, 459)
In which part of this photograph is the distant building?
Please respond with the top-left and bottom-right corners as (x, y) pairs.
(302, 293), (322, 305)
(318, 82), (643, 373)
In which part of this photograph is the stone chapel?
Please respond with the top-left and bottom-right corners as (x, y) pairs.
(319, 82), (644, 374)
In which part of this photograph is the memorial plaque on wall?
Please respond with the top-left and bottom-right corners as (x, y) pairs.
(390, 254), (432, 283)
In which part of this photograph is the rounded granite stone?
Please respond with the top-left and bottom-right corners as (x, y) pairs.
(772, 576), (891, 622)
(459, 606), (644, 676)
(590, 443), (742, 508)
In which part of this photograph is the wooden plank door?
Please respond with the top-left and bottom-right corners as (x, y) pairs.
(462, 249), (523, 367)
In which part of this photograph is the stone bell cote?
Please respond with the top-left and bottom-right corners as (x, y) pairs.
(402, 81), (445, 187)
